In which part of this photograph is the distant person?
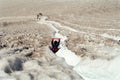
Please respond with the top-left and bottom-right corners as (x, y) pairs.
(50, 38), (60, 53)
(39, 13), (43, 16)
(37, 13), (43, 20)
(118, 40), (120, 44)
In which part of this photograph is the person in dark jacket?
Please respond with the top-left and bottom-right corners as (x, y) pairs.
(50, 38), (60, 53)
(37, 13), (43, 20)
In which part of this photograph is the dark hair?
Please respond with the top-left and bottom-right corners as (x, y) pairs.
(54, 41), (58, 44)
(39, 13), (42, 16)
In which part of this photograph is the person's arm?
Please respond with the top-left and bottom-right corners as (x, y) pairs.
(58, 38), (60, 45)
(51, 40), (53, 45)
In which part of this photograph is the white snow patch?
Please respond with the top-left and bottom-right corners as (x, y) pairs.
(46, 23), (59, 33)
(101, 33), (120, 41)
(56, 47), (80, 66)
(12, 72), (31, 80)
(56, 19), (120, 32)
(74, 55), (120, 80)
(37, 16), (48, 24)
(0, 71), (9, 77)
(38, 19), (78, 32)
(50, 21), (78, 32)
(23, 60), (43, 71)
(37, 16), (59, 32)
(0, 59), (9, 71)
(94, 45), (120, 57)
(54, 32), (67, 42)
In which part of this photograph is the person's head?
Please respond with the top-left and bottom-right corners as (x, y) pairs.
(39, 13), (42, 16)
(54, 41), (58, 45)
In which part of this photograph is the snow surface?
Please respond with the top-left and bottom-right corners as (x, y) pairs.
(101, 33), (120, 41)
(38, 16), (80, 66)
(56, 47), (80, 66)
(38, 16), (120, 80)
(74, 55), (120, 80)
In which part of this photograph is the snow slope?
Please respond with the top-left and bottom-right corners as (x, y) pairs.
(101, 33), (120, 41)
(74, 56), (120, 80)
(38, 16), (120, 80)
(38, 16), (80, 66)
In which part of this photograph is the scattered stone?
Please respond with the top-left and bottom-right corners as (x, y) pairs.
(8, 57), (24, 72)
(23, 46), (29, 50)
(81, 48), (87, 52)
(0, 43), (7, 49)
(25, 52), (33, 57)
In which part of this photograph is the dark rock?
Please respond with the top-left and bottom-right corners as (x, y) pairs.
(25, 52), (33, 57)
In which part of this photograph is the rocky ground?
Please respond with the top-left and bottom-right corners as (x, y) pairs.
(0, 0), (120, 80)
(0, 17), (83, 80)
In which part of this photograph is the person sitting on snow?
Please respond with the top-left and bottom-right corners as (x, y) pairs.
(50, 38), (60, 53)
